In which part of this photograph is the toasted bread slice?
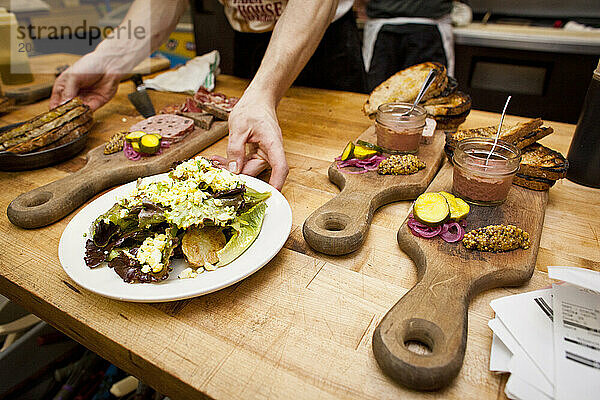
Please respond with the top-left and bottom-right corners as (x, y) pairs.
(423, 91), (472, 116)
(39, 120), (93, 150)
(447, 126), (553, 151)
(0, 96), (13, 114)
(517, 126), (553, 149)
(518, 143), (568, 180)
(0, 104), (90, 150)
(497, 118), (543, 144)
(436, 118), (468, 132)
(434, 110), (470, 131)
(179, 112), (214, 130)
(6, 111), (92, 154)
(363, 62), (448, 116)
(447, 119), (546, 149)
(446, 125), (497, 149)
(438, 76), (458, 98)
(200, 103), (230, 121)
(513, 174), (556, 191)
(0, 98), (83, 144)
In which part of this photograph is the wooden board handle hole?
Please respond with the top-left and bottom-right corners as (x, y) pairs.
(315, 212), (351, 232)
(399, 318), (444, 358)
(404, 340), (432, 356)
(23, 191), (53, 208)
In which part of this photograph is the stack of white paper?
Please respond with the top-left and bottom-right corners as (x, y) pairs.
(488, 266), (600, 400)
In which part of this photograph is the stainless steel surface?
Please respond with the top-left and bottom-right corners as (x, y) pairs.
(469, 0), (600, 19)
(453, 25), (600, 55)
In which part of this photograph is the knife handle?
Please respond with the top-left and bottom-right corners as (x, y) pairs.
(131, 74), (144, 88)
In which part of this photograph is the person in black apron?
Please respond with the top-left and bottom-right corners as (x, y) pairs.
(190, 0), (367, 93)
(362, 0), (454, 92)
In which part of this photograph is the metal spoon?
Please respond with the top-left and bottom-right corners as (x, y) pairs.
(401, 69), (438, 116)
(485, 95), (512, 165)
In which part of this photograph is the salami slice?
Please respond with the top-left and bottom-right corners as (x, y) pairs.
(128, 115), (194, 144)
(181, 98), (204, 113)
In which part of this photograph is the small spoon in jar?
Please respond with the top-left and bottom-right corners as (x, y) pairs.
(485, 95), (512, 165)
(400, 69), (438, 116)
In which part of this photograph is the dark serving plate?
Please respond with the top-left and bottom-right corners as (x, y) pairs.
(0, 122), (89, 172)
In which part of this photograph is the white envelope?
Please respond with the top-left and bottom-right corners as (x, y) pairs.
(505, 374), (552, 400)
(489, 318), (554, 397)
(490, 289), (554, 383)
(490, 333), (512, 373)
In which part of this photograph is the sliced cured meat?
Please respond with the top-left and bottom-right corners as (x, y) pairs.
(192, 88), (239, 120)
(128, 115), (195, 144)
(180, 98), (204, 113)
(158, 104), (182, 115)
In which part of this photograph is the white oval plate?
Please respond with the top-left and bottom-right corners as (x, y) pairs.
(59, 174), (292, 302)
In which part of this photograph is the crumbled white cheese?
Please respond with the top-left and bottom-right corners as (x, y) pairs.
(124, 157), (242, 229)
(204, 263), (218, 271)
(136, 232), (169, 273)
(178, 267), (198, 279)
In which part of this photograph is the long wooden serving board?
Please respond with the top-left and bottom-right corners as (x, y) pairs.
(7, 122), (228, 229)
(372, 161), (548, 391)
(303, 126), (445, 255)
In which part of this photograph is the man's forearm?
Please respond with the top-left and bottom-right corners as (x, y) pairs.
(94, 0), (188, 74)
(244, 0), (339, 106)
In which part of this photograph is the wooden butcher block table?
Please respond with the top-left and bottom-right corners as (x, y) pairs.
(1, 74), (599, 400)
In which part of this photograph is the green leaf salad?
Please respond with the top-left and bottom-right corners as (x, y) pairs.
(84, 157), (270, 283)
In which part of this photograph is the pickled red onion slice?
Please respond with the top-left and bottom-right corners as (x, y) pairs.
(407, 216), (466, 243)
(335, 155), (387, 174)
(439, 222), (464, 243)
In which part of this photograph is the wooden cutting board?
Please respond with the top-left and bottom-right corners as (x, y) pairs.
(303, 126), (445, 255)
(372, 161), (548, 391)
(7, 122), (228, 229)
(2, 54), (170, 105)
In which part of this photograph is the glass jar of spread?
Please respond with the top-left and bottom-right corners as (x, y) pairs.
(452, 138), (521, 206)
(375, 103), (426, 154)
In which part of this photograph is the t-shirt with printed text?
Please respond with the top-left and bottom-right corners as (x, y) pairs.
(219, 0), (354, 33)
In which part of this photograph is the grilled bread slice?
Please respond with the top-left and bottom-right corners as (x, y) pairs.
(199, 102), (230, 121)
(447, 119), (547, 150)
(0, 97), (13, 114)
(446, 125), (497, 149)
(422, 91), (472, 116)
(517, 126), (554, 149)
(363, 62), (448, 116)
(434, 110), (470, 131)
(5, 111), (93, 154)
(513, 174), (556, 191)
(179, 112), (214, 130)
(39, 121), (93, 151)
(518, 143), (568, 180)
(0, 98), (84, 144)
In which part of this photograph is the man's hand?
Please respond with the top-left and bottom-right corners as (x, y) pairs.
(215, 92), (289, 191)
(49, 54), (121, 110)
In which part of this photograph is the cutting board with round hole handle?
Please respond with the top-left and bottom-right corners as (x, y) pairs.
(372, 161), (548, 391)
(7, 122), (228, 229)
(303, 125), (445, 255)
